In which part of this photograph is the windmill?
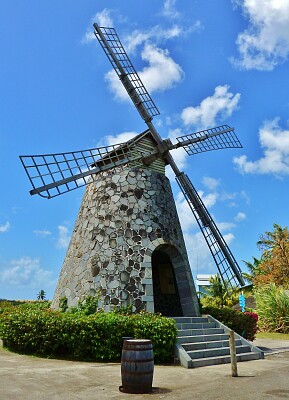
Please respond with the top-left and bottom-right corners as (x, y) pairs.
(20, 24), (244, 316)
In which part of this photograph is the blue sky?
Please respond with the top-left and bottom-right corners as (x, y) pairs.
(1, 0), (289, 300)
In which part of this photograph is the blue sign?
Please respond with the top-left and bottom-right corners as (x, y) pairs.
(239, 293), (246, 312)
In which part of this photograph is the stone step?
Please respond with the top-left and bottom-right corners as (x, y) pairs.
(177, 327), (225, 337)
(174, 315), (264, 368)
(189, 351), (262, 368)
(178, 333), (230, 345)
(176, 322), (217, 330)
(187, 345), (251, 360)
(173, 317), (209, 324)
(182, 339), (243, 352)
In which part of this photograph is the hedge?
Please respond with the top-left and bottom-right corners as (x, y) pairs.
(202, 306), (258, 341)
(0, 303), (177, 364)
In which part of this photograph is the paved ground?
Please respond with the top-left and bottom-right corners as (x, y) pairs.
(1, 340), (289, 400)
(253, 338), (289, 354)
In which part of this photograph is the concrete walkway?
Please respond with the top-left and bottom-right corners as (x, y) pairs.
(1, 339), (289, 400)
(253, 338), (289, 354)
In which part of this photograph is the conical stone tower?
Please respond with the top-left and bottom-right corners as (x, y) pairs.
(51, 131), (200, 316)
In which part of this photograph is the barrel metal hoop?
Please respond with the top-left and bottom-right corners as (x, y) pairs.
(121, 358), (154, 363)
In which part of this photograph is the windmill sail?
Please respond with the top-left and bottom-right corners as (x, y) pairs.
(175, 125), (242, 155)
(19, 140), (146, 198)
(93, 24), (159, 123)
(176, 173), (245, 289)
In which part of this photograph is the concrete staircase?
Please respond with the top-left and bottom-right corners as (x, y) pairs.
(174, 315), (264, 368)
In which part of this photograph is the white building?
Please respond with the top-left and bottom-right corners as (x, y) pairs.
(196, 274), (215, 297)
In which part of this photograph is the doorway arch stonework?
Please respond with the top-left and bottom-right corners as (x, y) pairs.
(141, 239), (200, 316)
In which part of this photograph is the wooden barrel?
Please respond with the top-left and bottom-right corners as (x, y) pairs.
(119, 339), (154, 394)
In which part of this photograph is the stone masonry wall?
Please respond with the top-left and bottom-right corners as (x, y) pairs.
(51, 166), (199, 315)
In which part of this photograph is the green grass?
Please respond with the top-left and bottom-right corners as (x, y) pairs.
(256, 332), (289, 340)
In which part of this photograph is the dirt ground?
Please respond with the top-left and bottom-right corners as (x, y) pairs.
(1, 340), (289, 400)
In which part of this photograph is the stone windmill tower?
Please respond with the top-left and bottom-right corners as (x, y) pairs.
(20, 24), (244, 317)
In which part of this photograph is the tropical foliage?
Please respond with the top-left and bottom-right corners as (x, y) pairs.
(242, 257), (262, 285)
(254, 224), (289, 287)
(240, 224), (289, 334)
(200, 275), (239, 308)
(0, 302), (177, 364)
(202, 306), (258, 341)
(37, 290), (46, 301)
(254, 283), (289, 333)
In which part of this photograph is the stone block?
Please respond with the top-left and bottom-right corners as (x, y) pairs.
(142, 295), (154, 302)
(145, 284), (153, 296)
(145, 301), (155, 313)
(141, 278), (152, 285)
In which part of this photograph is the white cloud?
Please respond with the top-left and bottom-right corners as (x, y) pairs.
(202, 176), (220, 191)
(232, 0), (289, 70)
(184, 224), (236, 276)
(140, 44), (184, 92)
(175, 185), (237, 275)
(106, 131), (137, 146)
(175, 186), (218, 233)
(106, 43), (183, 101)
(82, 9), (114, 44)
(0, 257), (54, 288)
(104, 70), (127, 101)
(217, 221), (236, 232)
(184, 231), (214, 275)
(162, 0), (180, 19)
(167, 128), (188, 174)
(175, 191), (198, 232)
(198, 190), (218, 209)
(33, 229), (52, 237)
(174, 191), (215, 274)
(235, 212), (246, 222)
(125, 25), (182, 53)
(240, 190), (250, 204)
(234, 118), (289, 175)
(181, 85), (241, 129)
(223, 232), (235, 245)
(57, 225), (70, 249)
(95, 8), (113, 27)
(0, 222), (10, 233)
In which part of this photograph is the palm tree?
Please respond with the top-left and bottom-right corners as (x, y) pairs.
(201, 275), (238, 308)
(257, 223), (289, 252)
(242, 257), (262, 285)
(37, 290), (46, 300)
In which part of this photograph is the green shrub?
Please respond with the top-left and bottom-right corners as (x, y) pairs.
(202, 306), (258, 341)
(254, 283), (289, 333)
(78, 295), (101, 315)
(59, 297), (68, 313)
(131, 312), (177, 363)
(0, 305), (177, 364)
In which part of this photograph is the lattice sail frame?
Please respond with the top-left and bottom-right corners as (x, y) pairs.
(176, 125), (242, 155)
(93, 24), (159, 123)
(20, 140), (144, 199)
(176, 173), (245, 289)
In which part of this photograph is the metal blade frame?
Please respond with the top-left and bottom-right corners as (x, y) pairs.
(93, 24), (160, 123)
(20, 141), (145, 198)
(176, 125), (242, 156)
(176, 173), (245, 289)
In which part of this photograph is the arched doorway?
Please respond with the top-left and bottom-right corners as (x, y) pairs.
(152, 247), (183, 316)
